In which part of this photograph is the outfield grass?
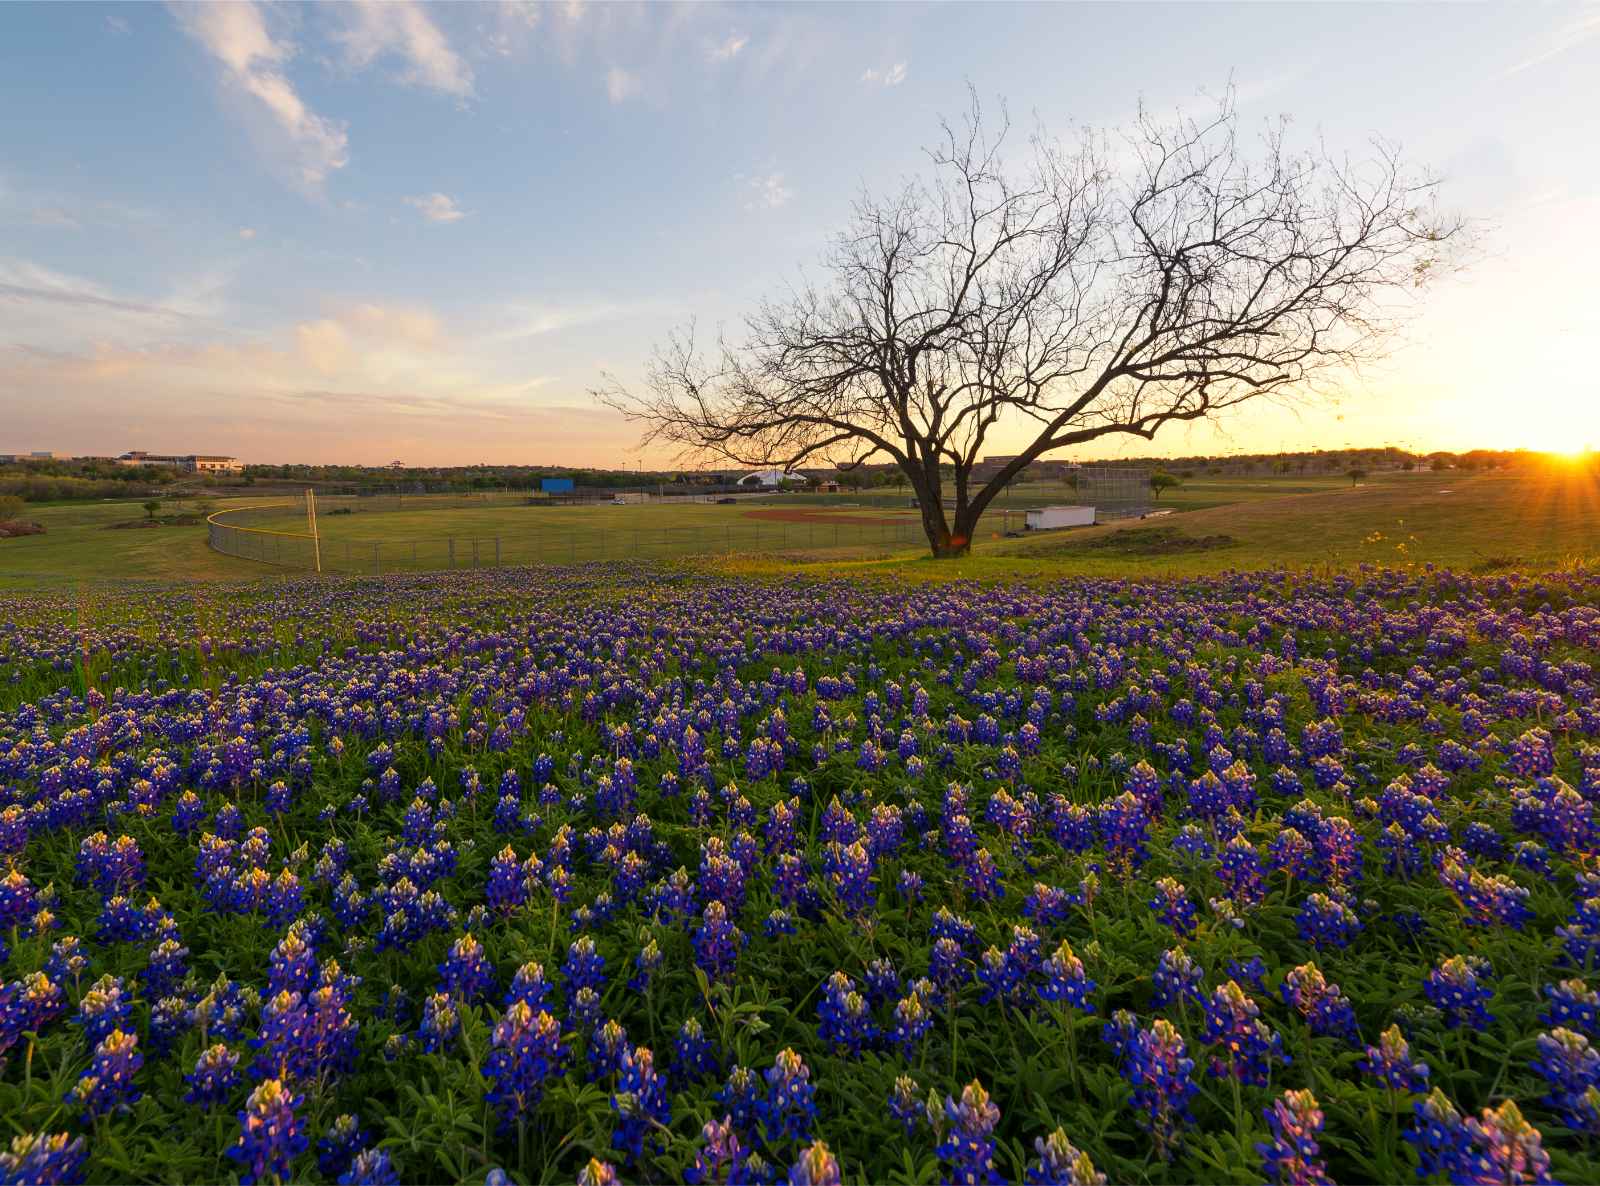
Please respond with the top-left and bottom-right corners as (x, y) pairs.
(763, 469), (1600, 583)
(0, 498), (262, 585)
(2, 469), (1596, 586)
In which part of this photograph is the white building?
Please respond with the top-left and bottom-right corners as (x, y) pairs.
(1025, 505), (1096, 530)
(737, 469), (807, 488)
(116, 451), (242, 472)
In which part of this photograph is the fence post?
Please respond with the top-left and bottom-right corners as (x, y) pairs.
(448, 538), (455, 567)
(373, 542), (381, 575)
(495, 537), (501, 567)
(472, 539), (479, 567)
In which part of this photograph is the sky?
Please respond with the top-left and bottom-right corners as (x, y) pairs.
(2, 1), (1598, 468)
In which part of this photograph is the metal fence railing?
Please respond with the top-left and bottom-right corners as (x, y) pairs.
(207, 505), (926, 574)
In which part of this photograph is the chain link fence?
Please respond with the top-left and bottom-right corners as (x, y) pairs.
(208, 504), (926, 574)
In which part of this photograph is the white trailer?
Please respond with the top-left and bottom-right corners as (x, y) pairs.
(1025, 504), (1096, 530)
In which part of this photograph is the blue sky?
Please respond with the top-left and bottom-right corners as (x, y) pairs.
(3, 1), (1598, 466)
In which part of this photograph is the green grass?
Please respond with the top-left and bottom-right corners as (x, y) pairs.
(0, 498), (262, 586)
(3, 470), (1597, 587)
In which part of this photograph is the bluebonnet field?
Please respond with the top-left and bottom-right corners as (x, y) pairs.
(2, 563), (1599, 1185)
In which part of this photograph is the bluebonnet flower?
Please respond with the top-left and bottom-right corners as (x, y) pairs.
(936, 1080), (1003, 1186)
(787, 1141), (842, 1186)
(1216, 836), (1266, 908)
(576, 1158), (621, 1186)
(1203, 981), (1286, 1086)
(563, 937), (606, 1012)
(588, 1019), (630, 1082)
(1531, 1027), (1600, 1135)
(318, 1114), (369, 1180)
(0, 1132), (87, 1186)
(1406, 1089), (1472, 1179)
(1149, 878), (1197, 938)
(1296, 892), (1362, 950)
(484, 1002), (565, 1130)
(610, 1045), (669, 1165)
(73, 974), (132, 1045)
(673, 1017), (718, 1084)
(267, 928), (317, 996)
(1110, 1016), (1196, 1161)
(890, 990), (932, 1057)
(1360, 1024), (1429, 1094)
(69, 1029), (141, 1119)
(505, 962), (553, 1012)
(889, 1075), (922, 1135)
(1424, 955), (1494, 1030)
(1279, 964), (1359, 1044)
(1461, 1100), (1557, 1184)
(1025, 1128), (1105, 1186)
(685, 1116), (743, 1184)
(229, 1079), (308, 1185)
(438, 933), (495, 1003)
(1039, 940), (1096, 1011)
(1097, 791), (1149, 877)
(339, 1149), (400, 1185)
(185, 1043), (241, 1107)
(1542, 979), (1600, 1038)
(1257, 1089), (1332, 1186)
(761, 1048), (817, 1145)
(418, 992), (460, 1054)
(818, 973), (873, 1055)
(693, 901), (746, 983)
(1151, 948), (1204, 1009)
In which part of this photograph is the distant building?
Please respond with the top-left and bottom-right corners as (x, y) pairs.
(387, 460), (406, 469)
(0, 450), (60, 463)
(116, 451), (242, 473)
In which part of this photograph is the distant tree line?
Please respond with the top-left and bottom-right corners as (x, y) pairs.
(0, 446), (1585, 503)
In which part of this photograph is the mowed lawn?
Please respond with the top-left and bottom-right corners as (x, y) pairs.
(832, 469), (1600, 581)
(2, 469), (1597, 585)
(0, 499), (262, 585)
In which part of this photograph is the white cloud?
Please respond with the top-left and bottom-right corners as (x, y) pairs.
(334, 0), (475, 98)
(170, 1), (349, 189)
(481, 1), (540, 57)
(105, 14), (131, 36)
(605, 66), (640, 103)
(1504, 7), (1600, 76)
(404, 193), (468, 223)
(742, 171), (791, 210)
(860, 61), (907, 87)
(30, 206), (81, 230)
(238, 227), (257, 240)
(708, 33), (748, 62)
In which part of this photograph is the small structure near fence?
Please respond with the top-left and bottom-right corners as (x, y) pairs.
(1026, 505), (1096, 530)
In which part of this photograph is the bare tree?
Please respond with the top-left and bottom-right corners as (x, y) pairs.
(598, 89), (1462, 557)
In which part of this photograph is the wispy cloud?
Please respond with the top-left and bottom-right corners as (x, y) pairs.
(333, 0), (475, 98)
(709, 33), (748, 62)
(861, 61), (907, 88)
(480, 1), (541, 58)
(1503, 7), (1600, 76)
(104, 14), (131, 36)
(238, 227), (257, 241)
(605, 66), (640, 103)
(170, 1), (349, 189)
(404, 193), (468, 223)
(0, 283), (188, 319)
(29, 206), (81, 230)
(741, 171), (792, 210)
